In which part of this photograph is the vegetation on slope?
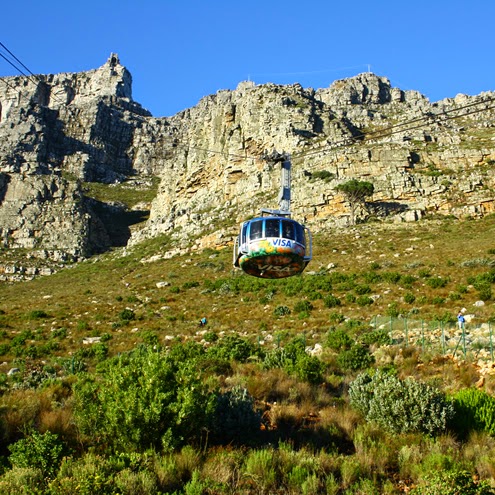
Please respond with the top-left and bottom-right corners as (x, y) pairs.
(0, 215), (495, 493)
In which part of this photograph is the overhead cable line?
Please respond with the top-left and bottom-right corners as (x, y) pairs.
(165, 95), (495, 163)
(0, 41), (67, 106)
(0, 41), (38, 79)
(59, 94), (495, 166)
(0, 42), (42, 90)
(292, 94), (495, 161)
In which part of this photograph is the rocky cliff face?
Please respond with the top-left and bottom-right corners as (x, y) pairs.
(1, 55), (494, 277)
(133, 73), (495, 250)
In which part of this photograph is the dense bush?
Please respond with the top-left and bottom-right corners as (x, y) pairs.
(426, 276), (449, 289)
(323, 295), (341, 308)
(207, 335), (259, 362)
(326, 328), (353, 351)
(356, 295), (374, 306)
(404, 292), (416, 304)
(274, 305), (291, 316)
(210, 386), (261, 445)
(452, 388), (495, 437)
(294, 300), (314, 313)
(73, 346), (216, 452)
(349, 371), (454, 435)
(360, 328), (390, 346)
(410, 469), (495, 494)
(8, 430), (66, 479)
(118, 308), (135, 322)
(337, 344), (374, 371)
(263, 338), (324, 384)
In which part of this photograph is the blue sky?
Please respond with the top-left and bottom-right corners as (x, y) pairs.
(1, 0), (494, 117)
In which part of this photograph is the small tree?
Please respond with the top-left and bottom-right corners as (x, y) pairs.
(335, 179), (374, 225)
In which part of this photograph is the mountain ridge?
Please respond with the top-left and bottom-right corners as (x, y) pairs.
(0, 54), (494, 279)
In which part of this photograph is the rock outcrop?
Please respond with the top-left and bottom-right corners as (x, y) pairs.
(1, 55), (494, 276)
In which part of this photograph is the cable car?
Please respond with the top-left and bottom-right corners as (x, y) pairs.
(233, 212), (312, 278)
(233, 153), (312, 279)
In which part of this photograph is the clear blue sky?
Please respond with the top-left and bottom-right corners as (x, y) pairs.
(1, 0), (494, 117)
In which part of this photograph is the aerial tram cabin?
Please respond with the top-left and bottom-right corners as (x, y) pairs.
(233, 153), (312, 279)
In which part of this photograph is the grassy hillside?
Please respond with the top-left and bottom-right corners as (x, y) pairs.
(1, 214), (495, 493)
(1, 214), (495, 363)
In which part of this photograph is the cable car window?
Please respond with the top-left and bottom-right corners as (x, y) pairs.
(241, 223), (248, 244)
(265, 219), (280, 238)
(249, 220), (263, 240)
(295, 223), (306, 246)
(282, 220), (295, 240)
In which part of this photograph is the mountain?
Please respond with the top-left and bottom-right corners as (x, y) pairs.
(1, 53), (494, 279)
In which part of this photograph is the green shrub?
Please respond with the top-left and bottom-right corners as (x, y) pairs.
(291, 353), (324, 384)
(354, 284), (372, 295)
(323, 295), (341, 308)
(183, 281), (200, 289)
(0, 467), (44, 494)
(310, 170), (335, 182)
(294, 300), (313, 313)
(404, 292), (416, 304)
(343, 319), (366, 331)
(207, 335), (258, 362)
(203, 331), (218, 343)
(93, 342), (109, 362)
(274, 305), (291, 317)
(475, 282), (492, 301)
(400, 274), (418, 286)
(141, 331), (159, 347)
(362, 270), (382, 283)
(337, 344), (374, 371)
(345, 293), (356, 303)
(244, 449), (278, 492)
(356, 295), (373, 306)
(72, 346), (216, 452)
(349, 371), (454, 435)
(304, 275), (333, 292)
(431, 296), (446, 305)
(386, 302), (400, 318)
(26, 310), (49, 320)
(184, 470), (206, 495)
(307, 290), (323, 301)
(210, 386), (261, 445)
(119, 308), (135, 322)
(382, 271), (402, 284)
(326, 329), (353, 351)
(11, 330), (34, 347)
(263, 338), (324, 384)
(410, 468), (495, 494)
(8, 430), (66, 479)
(114, 468), (159, 494)
(328, 311), (345, 323)
(448, 292), (462, 301)
(360, 328), (390, 346)
(50, 453), (116, 494)
(426, 276), (448, 289)
(452, 388), (495, 437)
(51, 327), (68, 339)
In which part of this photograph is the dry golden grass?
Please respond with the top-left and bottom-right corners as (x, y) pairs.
(462, 431), (495, 480)
(200, 448), (244, 488)
(319, 404), (362, 440)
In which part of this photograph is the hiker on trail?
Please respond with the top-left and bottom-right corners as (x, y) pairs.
(457, 310), (465, 330)
(199, 317), (207, 327)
